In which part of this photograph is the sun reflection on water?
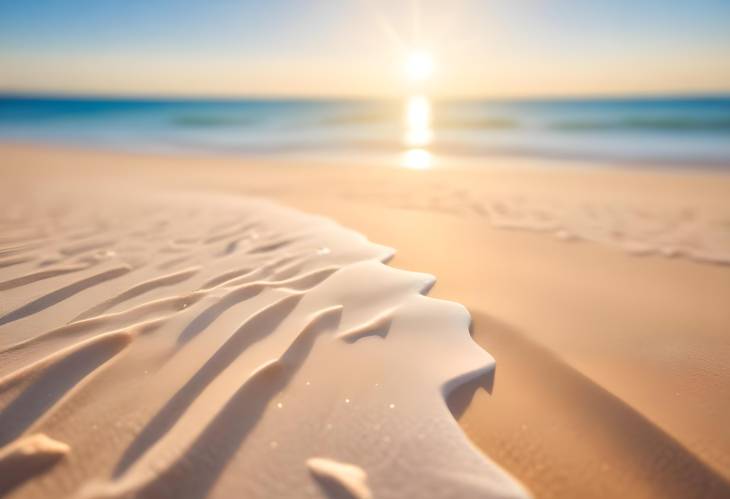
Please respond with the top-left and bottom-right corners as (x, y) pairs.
(404, 95), (432, 147)
(401, 95), (433, 169)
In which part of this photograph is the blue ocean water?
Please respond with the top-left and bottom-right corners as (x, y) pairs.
(1, 95), (729, 167)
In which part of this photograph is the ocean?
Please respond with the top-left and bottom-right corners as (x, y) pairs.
(1, 95), (729, 168)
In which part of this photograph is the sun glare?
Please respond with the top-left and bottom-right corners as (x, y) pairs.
(401, 52), (435, 169)
(405, 51), (434, 83)
(401, 148), (432, 169)
(401, 95), (433, 169)
(405, 95), (432, 147)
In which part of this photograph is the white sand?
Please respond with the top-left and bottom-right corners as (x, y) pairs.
(0, 181), (527, 498)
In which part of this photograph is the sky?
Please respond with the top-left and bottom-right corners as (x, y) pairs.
(1, 0), (729, 98)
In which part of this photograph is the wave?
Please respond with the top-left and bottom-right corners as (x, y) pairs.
(436, 117), (520, 130)
(169, 115), (256, 128)
(549, 116), (730, 131)
(171, 112), (730, 133)
(384, 115), (730, 132)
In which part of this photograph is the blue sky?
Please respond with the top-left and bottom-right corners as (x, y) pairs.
(1, 0), (729, 97)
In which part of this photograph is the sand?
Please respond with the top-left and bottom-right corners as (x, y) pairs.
(2, 143), (730, 498)
(0, 162), (526, 499)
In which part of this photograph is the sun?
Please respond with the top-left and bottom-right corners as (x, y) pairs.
(405, 51), (434, 83)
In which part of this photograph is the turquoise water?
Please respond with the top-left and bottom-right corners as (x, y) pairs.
(1, 95), (729, 167)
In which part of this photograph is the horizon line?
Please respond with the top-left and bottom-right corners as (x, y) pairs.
(2, 89), (730, 103)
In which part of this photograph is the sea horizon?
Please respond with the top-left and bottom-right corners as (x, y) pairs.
(2, 92), (730, 168)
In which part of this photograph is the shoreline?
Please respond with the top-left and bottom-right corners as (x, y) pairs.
(4, 137), (730, 173)
(2, 143), (730, 498)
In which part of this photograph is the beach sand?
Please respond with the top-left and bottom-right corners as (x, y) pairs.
(2, 143), (730, 498)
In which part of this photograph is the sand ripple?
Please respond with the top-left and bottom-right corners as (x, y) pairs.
(0, 187), (527, 498)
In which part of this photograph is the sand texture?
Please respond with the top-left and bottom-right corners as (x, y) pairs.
(0, 180), (527, 498)
(2, 143), (730, 498)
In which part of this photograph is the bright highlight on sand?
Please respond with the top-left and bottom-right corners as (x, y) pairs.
(405, 51), (434, 82)
(401, 148), (432, 169)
